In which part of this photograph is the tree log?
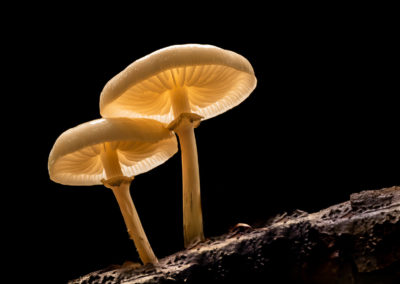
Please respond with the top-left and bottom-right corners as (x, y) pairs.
(70, 186), (400, 284)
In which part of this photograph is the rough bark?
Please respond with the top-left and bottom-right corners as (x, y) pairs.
(70, 186), (400, 284)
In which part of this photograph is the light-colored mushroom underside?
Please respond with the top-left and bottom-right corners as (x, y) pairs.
(48, 118), (177, 185)
(50, 139), (176, 185)
(100, 44), (257, 123)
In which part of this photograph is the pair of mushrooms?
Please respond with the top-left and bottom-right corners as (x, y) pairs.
(48, 44), (257, 265)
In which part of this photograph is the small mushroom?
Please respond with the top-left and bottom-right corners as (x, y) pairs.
(48, 118), (178, 265)
(100, 44), (257, 247)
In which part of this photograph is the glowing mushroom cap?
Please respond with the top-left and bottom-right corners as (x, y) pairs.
(48, 118), (178, 186)
(100, 44), (257, 123)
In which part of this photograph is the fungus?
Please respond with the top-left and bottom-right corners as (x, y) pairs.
(48, 118), (178, 264)
(100, 44), (257, 247)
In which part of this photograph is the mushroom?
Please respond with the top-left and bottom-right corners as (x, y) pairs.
(99, 44), (257, 247)
(48, 117), (178, 264)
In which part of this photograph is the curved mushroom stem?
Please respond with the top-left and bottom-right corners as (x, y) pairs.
(107, 179), (158, 265)
(101, 143), (158, 265)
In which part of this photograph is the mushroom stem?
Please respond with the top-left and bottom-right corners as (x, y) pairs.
(170, 86), (205, 247)
(111, 181), (158, 265)
(175, 123), (205, 247)
(101, 142), (158, 265)
(100, 142), (123, 177)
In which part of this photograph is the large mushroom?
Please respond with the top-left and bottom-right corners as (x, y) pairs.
(100, 44), (257, 247)
(48, 117), (178, 264)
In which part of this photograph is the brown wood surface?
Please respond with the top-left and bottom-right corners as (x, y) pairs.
(70, 186), (400, 284)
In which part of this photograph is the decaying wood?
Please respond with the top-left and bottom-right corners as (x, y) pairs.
(70, 186), (400, 284)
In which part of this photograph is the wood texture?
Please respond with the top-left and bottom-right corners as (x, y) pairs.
(70, 186), (400, 284)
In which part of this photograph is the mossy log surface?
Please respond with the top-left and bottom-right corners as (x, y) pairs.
(70, 186), (400, 284)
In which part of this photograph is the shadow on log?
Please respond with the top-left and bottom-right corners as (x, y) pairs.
(70, 186), (400, 284)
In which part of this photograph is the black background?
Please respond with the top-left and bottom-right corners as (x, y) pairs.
(6, 5), (398, 284)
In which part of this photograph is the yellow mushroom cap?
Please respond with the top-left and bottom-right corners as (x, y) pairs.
(100, 44), (257, 123)
(48, 118), (178, 186)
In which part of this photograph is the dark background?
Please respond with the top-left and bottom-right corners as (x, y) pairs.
(6, 5), (398, 284)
